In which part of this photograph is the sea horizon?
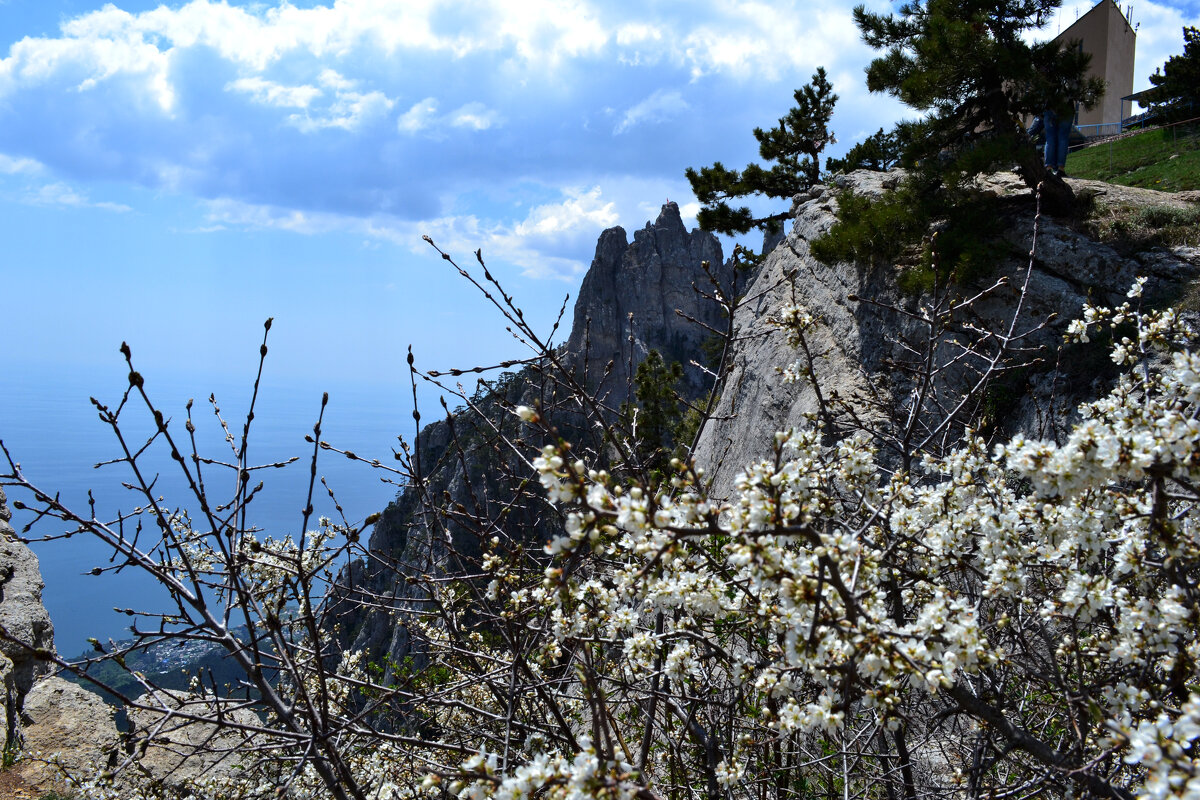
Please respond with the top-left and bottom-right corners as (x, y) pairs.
(1, 359), (428, 656)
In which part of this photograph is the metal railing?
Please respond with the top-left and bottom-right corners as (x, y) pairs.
(1076, 122), (1123, 139)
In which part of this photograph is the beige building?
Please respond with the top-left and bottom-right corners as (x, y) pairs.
(1054, 0), (1137, 129)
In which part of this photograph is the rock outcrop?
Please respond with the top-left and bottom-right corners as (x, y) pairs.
(1, 490), (239, 795)
(692, 170), (1200, 495)
(0, 487), (55, 756)
(15, 676), (119, 789)
(566, 201), (728, 401)
(120, 688), (257, 793)
(333, 204), (731, 677)
(340, 179), (1200, 675)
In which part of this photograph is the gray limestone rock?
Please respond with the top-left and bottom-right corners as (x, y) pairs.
(0, 487), (55, 755)
(335, 203), (735, 680)
(120, 688), (258, 793)
(693, 169), (1200, 497)
(16, 676), (119, 789)
(566, 201), (729, 404)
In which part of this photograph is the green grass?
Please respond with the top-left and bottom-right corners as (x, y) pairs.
(1067, 122), (1200, 191)
(1083, 202), (1200, 251)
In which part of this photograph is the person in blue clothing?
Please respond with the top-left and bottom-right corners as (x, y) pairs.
(1037, 50), (1082, 179)
(1042, 103), (1074, 177)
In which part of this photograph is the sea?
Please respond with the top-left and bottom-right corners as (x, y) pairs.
(1, 363), (423, 657)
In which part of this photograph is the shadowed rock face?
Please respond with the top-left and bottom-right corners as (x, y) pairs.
(566, 201), (728, 404)
(0, 486), (55, 754)
(692, 171), (1200, 498)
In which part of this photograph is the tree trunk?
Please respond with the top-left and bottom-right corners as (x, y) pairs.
(1013, 136), (1076, 216)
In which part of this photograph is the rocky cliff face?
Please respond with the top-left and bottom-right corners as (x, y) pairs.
(340, 177), (1200, 675)
(0, 486), (55, 756)
(566, 201), (727, 401)
(333, 205), (731, 677)
(692, 170), (1200, 495)
(16, 676), (118, 788)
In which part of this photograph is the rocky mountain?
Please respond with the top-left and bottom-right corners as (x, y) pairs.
(333, 172), (1200, 679)
(693, 171), (1200, 495)
(566, 201), (727, 402)
(330, 202), (733, 679)
(4, 171), (1197, 793)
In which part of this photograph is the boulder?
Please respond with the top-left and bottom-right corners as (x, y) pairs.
(15, 676), (119, 789)
(122, 688), (258, 793)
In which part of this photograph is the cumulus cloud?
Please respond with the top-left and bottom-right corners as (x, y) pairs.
(614, 90), (689, 134)
(398, 98), (501, 135)
(226, 76), (322, 108)
(514, 186), (618, 238)
(288, 88), (394, 132)
(226, 71), (392, 131)
(1, 0), (1191, 282)
(0, 153), (41, 174)
(26, 182), (131, 212)
(200, 183), (654, 280)
(398, 98), (441, 133)
(202, 196), (343, 234)
(449, 102), (500, 131)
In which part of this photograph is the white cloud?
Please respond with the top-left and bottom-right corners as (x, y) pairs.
(399, 97), (501, 135)
(450, 102), (500, 131)
(0, 0), (877, 120)
(1, 16), (176, 112)
(514, 187), (618, 238)
(5, 0), (1189, 124)
(1, 0), (1189, 269)
(202, 196), (344, 234)
(398, 97), (441, 133)
(227, 76), (322, 108)
(225, 71), (390, 131)
(288, 87), (394, 132)
(615, 89), (689, 134)
(615, 23), (664, 47)
(27, 182), (131, 212)
(318, 69), (356, 92)
(0, 153), (41, 174)
(201, 184), (629, 280)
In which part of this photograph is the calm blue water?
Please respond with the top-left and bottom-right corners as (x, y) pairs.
(1, 364), (421, 656)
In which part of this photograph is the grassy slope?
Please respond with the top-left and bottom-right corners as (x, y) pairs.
(1067, 122), (1200, 191)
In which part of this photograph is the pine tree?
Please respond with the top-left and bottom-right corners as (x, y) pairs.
(825, 125), (911, 174)
(1148, 27), (1200, 121)
(620, 350), (685, 479)
(685, 68), (837, 237)
(853, 0), (1102, 206)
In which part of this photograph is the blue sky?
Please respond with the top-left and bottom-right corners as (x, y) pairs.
(0, 0), (1197, 387)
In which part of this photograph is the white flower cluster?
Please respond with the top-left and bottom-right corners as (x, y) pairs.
(1117, 694), (1200, 800)
(449, 281), (1200, 800)
(442, 739), (638, 800)
(55, 279), (1200, 800)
